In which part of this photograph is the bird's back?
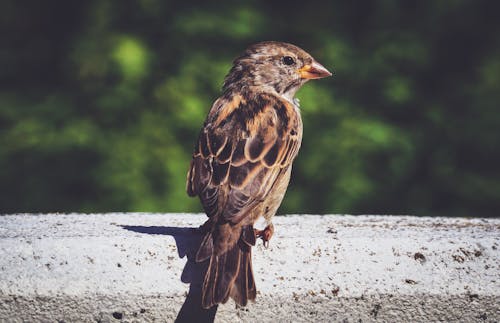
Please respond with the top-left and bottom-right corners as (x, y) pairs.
(187, 91), (302, 225)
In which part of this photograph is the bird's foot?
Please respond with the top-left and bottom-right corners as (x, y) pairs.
(254, 223), (274, 248)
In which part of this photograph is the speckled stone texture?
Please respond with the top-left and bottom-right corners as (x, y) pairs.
(0, 213), (499, 322)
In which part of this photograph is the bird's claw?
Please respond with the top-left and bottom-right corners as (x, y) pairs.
(254, 224), (274, 248)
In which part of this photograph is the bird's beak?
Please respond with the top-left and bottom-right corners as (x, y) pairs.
(298, 60), (332, 79)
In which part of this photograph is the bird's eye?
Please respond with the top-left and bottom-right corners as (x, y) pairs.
(282, 56), (295, 66)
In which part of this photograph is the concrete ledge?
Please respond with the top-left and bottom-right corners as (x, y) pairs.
(0, 213), (499, 322)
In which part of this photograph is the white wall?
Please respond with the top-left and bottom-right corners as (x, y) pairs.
(0, 213), (498, 322)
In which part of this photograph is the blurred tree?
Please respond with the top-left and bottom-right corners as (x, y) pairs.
(0, 0), (499, 216)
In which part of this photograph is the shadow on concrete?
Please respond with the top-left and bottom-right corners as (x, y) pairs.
(120, 225), (218, 323)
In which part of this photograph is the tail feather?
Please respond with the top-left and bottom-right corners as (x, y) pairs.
(229, 241), (256, 306)
(196, 231), (213, 262)
(199, 225), (256, 309)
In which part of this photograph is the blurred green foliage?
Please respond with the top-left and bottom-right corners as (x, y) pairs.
(1, 0), (499, 217)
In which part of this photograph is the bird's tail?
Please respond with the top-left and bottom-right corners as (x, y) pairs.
(196, 225), (256, 309)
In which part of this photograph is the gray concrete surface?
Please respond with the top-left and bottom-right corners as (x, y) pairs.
(0, 213), (499, 322)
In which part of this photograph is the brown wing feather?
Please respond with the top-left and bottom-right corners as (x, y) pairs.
(187, 93), (301, 222)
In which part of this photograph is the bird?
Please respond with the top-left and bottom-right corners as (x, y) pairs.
(186, 41), (331, 309)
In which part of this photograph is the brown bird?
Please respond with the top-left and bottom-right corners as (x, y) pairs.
(186, 41), (331, 309)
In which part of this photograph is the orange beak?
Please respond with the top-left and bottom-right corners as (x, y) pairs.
(298, 60), (332, 79)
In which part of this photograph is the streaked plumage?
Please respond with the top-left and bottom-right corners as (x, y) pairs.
(186, 41), (331, 309)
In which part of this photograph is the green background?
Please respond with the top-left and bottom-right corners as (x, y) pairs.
(1, 0), (499, 217)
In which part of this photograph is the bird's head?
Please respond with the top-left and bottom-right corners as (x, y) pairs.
(223, 41), (332, 102)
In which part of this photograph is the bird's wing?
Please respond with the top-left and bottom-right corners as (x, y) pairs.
(186, 93), (301, 223)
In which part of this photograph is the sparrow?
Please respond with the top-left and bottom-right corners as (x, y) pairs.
(186, 41), (331, 309)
